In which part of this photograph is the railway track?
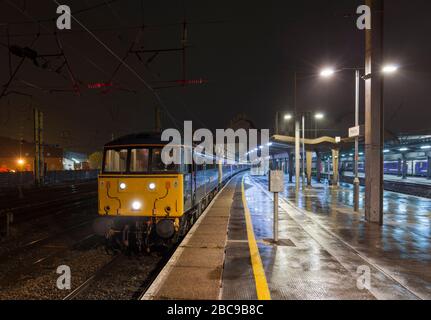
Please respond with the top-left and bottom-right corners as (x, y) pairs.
(1, 184), (230, 299)
(0, 190), (101, 294)
(1, 186), (96, 219)
(0, 182), (97, 210)
(0, 183), (98, 247)
(61, 245), (176, 300)
(0, 196), (175, 301)
(0, 195), (97, 253)
(0, 217), (96, 261)
(0, 177), (221, 300)
(63, 254), (123, 300)
(0, 232), (101, 290)
(3, 194), (97, 226)
(0, 231), (110, 300)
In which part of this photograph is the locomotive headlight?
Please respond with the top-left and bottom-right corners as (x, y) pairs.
(119, 182), (127, 190)
(148, 182), (156, 190)
(132, 201), (142, 211)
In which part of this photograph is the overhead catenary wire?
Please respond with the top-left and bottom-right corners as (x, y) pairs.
(3, 0), (192, 130)
(0, 20), (229, 39)
(0, 32), (41, 101)
(50, 0), (181, 129)
(2, 0), (137, 96)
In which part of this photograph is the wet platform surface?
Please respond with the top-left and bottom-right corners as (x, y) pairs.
(143, 176), (239, 300)
(222, 176), (376, 300)
(252, 175), (431, 299)
(143, 173), (431, 300)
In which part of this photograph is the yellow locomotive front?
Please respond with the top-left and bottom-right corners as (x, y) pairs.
(98, 173), (183, 218)
(97, 134), (192, 253)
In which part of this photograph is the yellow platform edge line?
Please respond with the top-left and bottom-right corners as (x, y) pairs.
(241, 176), (271, 300)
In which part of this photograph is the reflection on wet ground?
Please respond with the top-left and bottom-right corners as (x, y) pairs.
(248, 175), (431, 300)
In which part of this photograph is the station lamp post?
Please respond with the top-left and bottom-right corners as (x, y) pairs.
(284, 114), (293, 121)
(17, 158), (25, 169)
(320, 64), (398, 213)
(281, 112), (300, 190)
(275, 111), (294, 135)
(321, 67), (362, 212)
(302, 112), (324, 187)
(314, 113), (324, 138)
(282, 111), (324, 188)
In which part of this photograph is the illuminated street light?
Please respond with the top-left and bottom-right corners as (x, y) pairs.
(320, 66), (361, 210)
(384, 149), (390, 153)
(420, 145), (431, 150)
(314, 113), (324, 120)
(382, 64), (399, 74)
(17, 159), (25, 166)
(320, 68), (335, 77)
(399, 147), (408, 152)
(284, 114), (293, 121)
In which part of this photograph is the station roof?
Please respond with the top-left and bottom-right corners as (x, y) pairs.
(269, 134), (431, 158)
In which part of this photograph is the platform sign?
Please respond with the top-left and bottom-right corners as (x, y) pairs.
(269, 170), (284, 193)
(269, 170), (284, 243)
(349, 125), (364, 138)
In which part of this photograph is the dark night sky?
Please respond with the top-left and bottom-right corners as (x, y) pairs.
(1, 0), (431, 153)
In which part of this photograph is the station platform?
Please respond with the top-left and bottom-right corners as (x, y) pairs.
(143, 172), (431, 300)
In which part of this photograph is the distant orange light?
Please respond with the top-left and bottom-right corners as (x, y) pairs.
(17, 159), (25, 165)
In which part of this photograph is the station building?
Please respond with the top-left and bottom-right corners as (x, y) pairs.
(0, 136), (63, 172)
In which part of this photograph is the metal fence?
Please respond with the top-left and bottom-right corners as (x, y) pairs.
(0, 170), (99, 189)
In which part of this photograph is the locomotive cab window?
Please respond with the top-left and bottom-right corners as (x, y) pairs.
(130, 148), (149, 172)
(151, 148), (178, 172)
(104, 149), (128, 173)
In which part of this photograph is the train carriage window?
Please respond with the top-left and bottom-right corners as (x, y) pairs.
(130, 148), (149, 172)
(104, 149), (128, 173)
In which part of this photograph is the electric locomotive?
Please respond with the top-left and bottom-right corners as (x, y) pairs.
(97, 132), (246, 253)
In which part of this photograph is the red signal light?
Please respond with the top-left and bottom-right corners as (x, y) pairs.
(87, 82), (113, 89)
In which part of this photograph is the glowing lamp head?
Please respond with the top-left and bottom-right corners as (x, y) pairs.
(119, 182), (127, 190)
(314, 113), (324, 120)
(382, 64), (399, 74)
(17, 159), (25, 166)
(320, 68), (335, 78)
(132, 201), (142, 211)
(284, 114), (292, 121)
(148, 182), (156, 191)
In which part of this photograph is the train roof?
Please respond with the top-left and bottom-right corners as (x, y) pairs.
(104, 132), (165, 147)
